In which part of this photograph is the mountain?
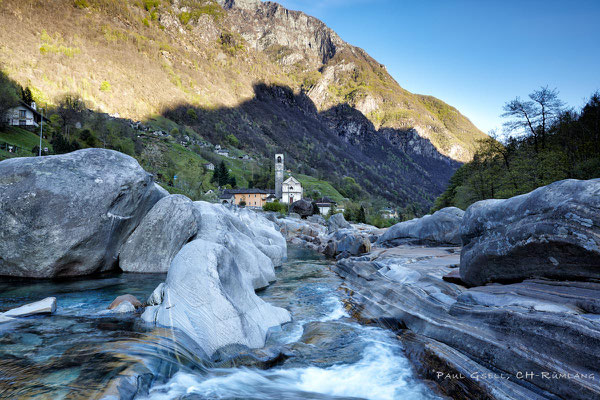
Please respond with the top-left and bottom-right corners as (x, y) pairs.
(0, 0), (487, 209)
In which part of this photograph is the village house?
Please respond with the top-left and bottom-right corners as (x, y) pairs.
(203, 162), (215, 171)
(381, 208), (399, 219)
(220, 188), (276, 208)
(4, 101), (49, 130)
(215, 148), (230, 157)
(315, 197), (336, 215)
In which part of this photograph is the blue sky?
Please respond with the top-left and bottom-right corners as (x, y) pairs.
(273, 0), (600, 134)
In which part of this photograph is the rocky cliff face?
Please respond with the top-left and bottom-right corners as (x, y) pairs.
(220, 1), (487, 163)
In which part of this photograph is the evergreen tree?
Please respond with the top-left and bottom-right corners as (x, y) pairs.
(357, 205), (366, 223)
(20, 87), (33, 105)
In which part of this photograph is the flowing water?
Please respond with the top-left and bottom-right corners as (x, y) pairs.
(0, 246), (441, 400)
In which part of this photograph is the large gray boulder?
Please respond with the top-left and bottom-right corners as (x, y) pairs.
(327, 212), (351, 233)
(193, 202), (286, 289)
(377, 207), (464, 246)
(323, 229), (371, 259)
(460, 179), (600, 286)
(0, 149), (165, 278)
(142, 239), (291, 357)
(289, 199), (313, 218)
(119, 195), (199, 273)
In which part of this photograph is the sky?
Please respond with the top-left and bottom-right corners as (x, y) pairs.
(272, 0), (600, 134)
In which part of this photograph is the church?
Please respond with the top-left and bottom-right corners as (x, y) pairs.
(275, 154), (303, 204)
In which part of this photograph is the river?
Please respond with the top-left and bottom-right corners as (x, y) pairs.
(0, 246), (441, 400)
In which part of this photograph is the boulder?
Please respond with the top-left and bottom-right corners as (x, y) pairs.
(119, 195), (199, 273)
(111, 301), (136, 313)
(460, 179), (600, 286)
(142, 239), (291, 357)
(2, 297), (56, 317)
(376, 207), (464, 246)
(327, 213), (351, 233)
(288, 199), (313, 218)
(0, 149), (165, 278)
(307, 214), (326, 225)
(192, 202), (285, 289)
(108, 294), (142, 310)
(323, 229), (371, 259)
(146, 282), (165, 306)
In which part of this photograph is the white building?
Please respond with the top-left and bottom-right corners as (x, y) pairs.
(4, 101), (48, 129)
(282, 176), (303, 204)
(203, 163), (215, 171)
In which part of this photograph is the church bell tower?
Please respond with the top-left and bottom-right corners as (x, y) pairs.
(275, 153), (284, 199)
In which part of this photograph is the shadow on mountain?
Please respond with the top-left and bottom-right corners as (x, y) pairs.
(159, 83), (460, 207)
(0, 64), (458, 209)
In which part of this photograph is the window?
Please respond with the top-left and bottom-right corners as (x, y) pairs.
(19, 110), (26, 118)
(277, 156), (282, 163)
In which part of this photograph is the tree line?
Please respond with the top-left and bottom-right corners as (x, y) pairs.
(433, 87), (600, 211)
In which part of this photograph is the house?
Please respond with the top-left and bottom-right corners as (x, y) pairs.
(315, 197), (336, 215)
(221, 188), (276, 208)
(381, 208), (398, 219)
(203, 162), (215, 171)
(215, 149), (230, 157)
(282, 176), (303, 204)
(4, 101), (49, 130)
(219, 192), (235, 205)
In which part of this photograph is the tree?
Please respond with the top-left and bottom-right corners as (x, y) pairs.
(502, 86), (563, 152)
(211, 161), (231, 187)
(311, 201), (320, 215)
(0, 72), (19, 127)
(20, 87), (33, 105)
(357, 205), (366, 223)
(56, 94), (85, 137)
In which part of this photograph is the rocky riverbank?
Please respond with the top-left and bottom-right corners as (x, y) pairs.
(329, 179), (600, 400)
(0, 149), (290, 359)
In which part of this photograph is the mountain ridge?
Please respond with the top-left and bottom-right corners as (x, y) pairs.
(0, 0), (486, 209)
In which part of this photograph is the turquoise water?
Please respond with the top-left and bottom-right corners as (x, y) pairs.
(0, 246), (440, 400)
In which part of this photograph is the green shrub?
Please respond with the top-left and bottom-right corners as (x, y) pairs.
(226, 134), (239, 147)
(100, 81), (111, 92)
(74, 0), (90, 8)
(142, 17), (150, 27)
(263, 201), (286, 213)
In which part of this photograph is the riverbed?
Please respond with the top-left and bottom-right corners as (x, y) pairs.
(0, 246), (441, 400)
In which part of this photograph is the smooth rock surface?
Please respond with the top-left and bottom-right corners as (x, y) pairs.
(119, 195), (199, 273)
(0, 149), (165, 278)
(323, 229), (371, 259)
(193, 202), (286, 289)
(111, 301), (136, 314)
(108, 294), (142, 310)
(146, 282), (165, 306)
(327, 212), (351, 233)
(2, 297), (56, 317)
(460, 179), (600, 286)
(333, 246), (600, 400)
(377, 207), (464, 246)
(142, 239), (291, 357)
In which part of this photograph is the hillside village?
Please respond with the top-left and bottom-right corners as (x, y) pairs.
(1, 94), (399, 224)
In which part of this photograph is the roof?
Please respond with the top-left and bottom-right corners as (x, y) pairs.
(223, 188), (275, 195)
(283, 176), (300, 185)
(16, 101), (50, 122)
(315, 196), (336, 205)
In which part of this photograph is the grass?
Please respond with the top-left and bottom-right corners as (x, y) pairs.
(295, 174), (345, 203)
(0, 126), (53, 161)
(0, 126), (52, 150)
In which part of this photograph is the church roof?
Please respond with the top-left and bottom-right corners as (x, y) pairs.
(283, 176), (300, 184)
